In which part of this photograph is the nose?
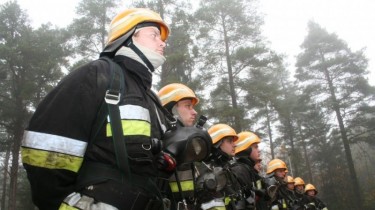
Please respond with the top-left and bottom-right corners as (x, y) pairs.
(160, 40), (166, 48)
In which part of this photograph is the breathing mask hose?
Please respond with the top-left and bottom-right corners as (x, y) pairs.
(174, 170), (188, 210)
(191, 163), (197, 205)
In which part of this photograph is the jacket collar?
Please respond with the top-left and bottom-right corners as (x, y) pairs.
(114, 55), (153, 90)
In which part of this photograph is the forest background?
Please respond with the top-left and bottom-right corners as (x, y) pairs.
(0, 0), (375, 209)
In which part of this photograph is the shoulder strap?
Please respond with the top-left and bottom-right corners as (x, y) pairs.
(100, 56), (132, 181)
(89, 56), (122, 141)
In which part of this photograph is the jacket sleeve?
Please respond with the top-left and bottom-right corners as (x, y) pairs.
(21, 59), (111, 210)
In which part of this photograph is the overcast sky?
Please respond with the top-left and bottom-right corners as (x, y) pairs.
(260, 0), (375, 85)
(2, 0), (374, 84)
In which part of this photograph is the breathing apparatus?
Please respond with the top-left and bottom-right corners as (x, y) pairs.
(161, 115), (212, 171)
(197, 164), (227, 192)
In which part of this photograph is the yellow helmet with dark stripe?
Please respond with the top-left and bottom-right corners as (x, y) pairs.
(208, 124), (238, 145)
(266, 158), (288, 174)
(305, 183), (318, 194)
(158, 83), (199, 110)
(102, 8), (170, 54)
(286, 176), (295, 183)
(235, 131), (260, 154)
(294, 177), (305, 186)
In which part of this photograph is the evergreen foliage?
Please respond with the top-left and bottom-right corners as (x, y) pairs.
(0, 1), (71, 209)
(0, 0), (374, 209)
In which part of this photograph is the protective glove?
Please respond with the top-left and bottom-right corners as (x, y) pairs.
(156, 151), (177, 172)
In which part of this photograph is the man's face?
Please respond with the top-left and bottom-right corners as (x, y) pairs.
(274, 168), (287, 180)
(307, 190), (316, 196)
(133, 26), (166, 55)
(249, 143), (260, 161)
(287, 183), (295, 190)
(219, 137), (236, 157)
(295, 185), (304, 193)
(175, 99), (197, 127)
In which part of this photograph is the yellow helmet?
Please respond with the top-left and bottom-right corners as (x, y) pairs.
(235, 131), (261, 154)
(208, 124), (238, 145)
(158, 83), (199, 110)
(305, 183), (318, 194)
(294, 177), (305, 186)
(286, 176), (295, 183)
(103, 8), (170, 53)
(266, 159), (288, 174)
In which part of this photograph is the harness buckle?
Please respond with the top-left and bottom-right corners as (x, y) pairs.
(105, 90), (121, 105)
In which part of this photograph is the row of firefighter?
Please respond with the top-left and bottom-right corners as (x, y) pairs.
(19, 7), (328, 210)
(157, 83), (329, 210)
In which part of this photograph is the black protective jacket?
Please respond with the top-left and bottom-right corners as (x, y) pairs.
(230, 157), (270, 210)
(303, 196), (328, 210)
(196, 150), (242, 209)
(270, 184), (307, 210)
(21, 55), (168, 210)
(167, 120), (198, 209)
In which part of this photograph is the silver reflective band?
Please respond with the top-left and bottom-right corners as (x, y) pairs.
(201, 198), (225, 210)
(159, 88), (185, 104)
(22, 131), (87, 157)
(107, 104), (151, 122)
(236, 135), (255, 147)
(210, 128), (232, 140)
(63, 192), (119, 210)
(271, 205), (279, 210)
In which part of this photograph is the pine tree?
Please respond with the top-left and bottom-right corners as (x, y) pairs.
(295, 20), (373, 208)
(0, 2), (71, 209)
(68, 0), (120, 62)
(194, 0), (264, 130)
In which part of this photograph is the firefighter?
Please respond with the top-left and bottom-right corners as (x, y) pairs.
(265, 159), (289, 210)
(304, 184), (328, 210)
(284, 176), (304, 209)
(285, 176), (297, 197)
(21, 8), (178, 210)
(158, 83), (199, 127)
(294, 177), (307, 206)
(158, 83), (200, 209)
(195, 124), (242, 210)
(230, 131), (267, 209)
(294, 177), (306, 196)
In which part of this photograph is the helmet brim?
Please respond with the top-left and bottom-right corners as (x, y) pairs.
(100, 28), (135, 57)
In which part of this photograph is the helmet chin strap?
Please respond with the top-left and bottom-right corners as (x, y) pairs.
(125, 39), (155, 72)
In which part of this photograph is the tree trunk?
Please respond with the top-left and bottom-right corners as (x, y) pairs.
(297, 121), (313, 182)
(286, 117), (298, 176)
(221, 14), (241, 131)
(8, 90), (26, 210)
(322, 61), (362, 209)
(8, 129), (23, 210)
(1, 144), (11, 210)
(265, 103), (275, 159)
